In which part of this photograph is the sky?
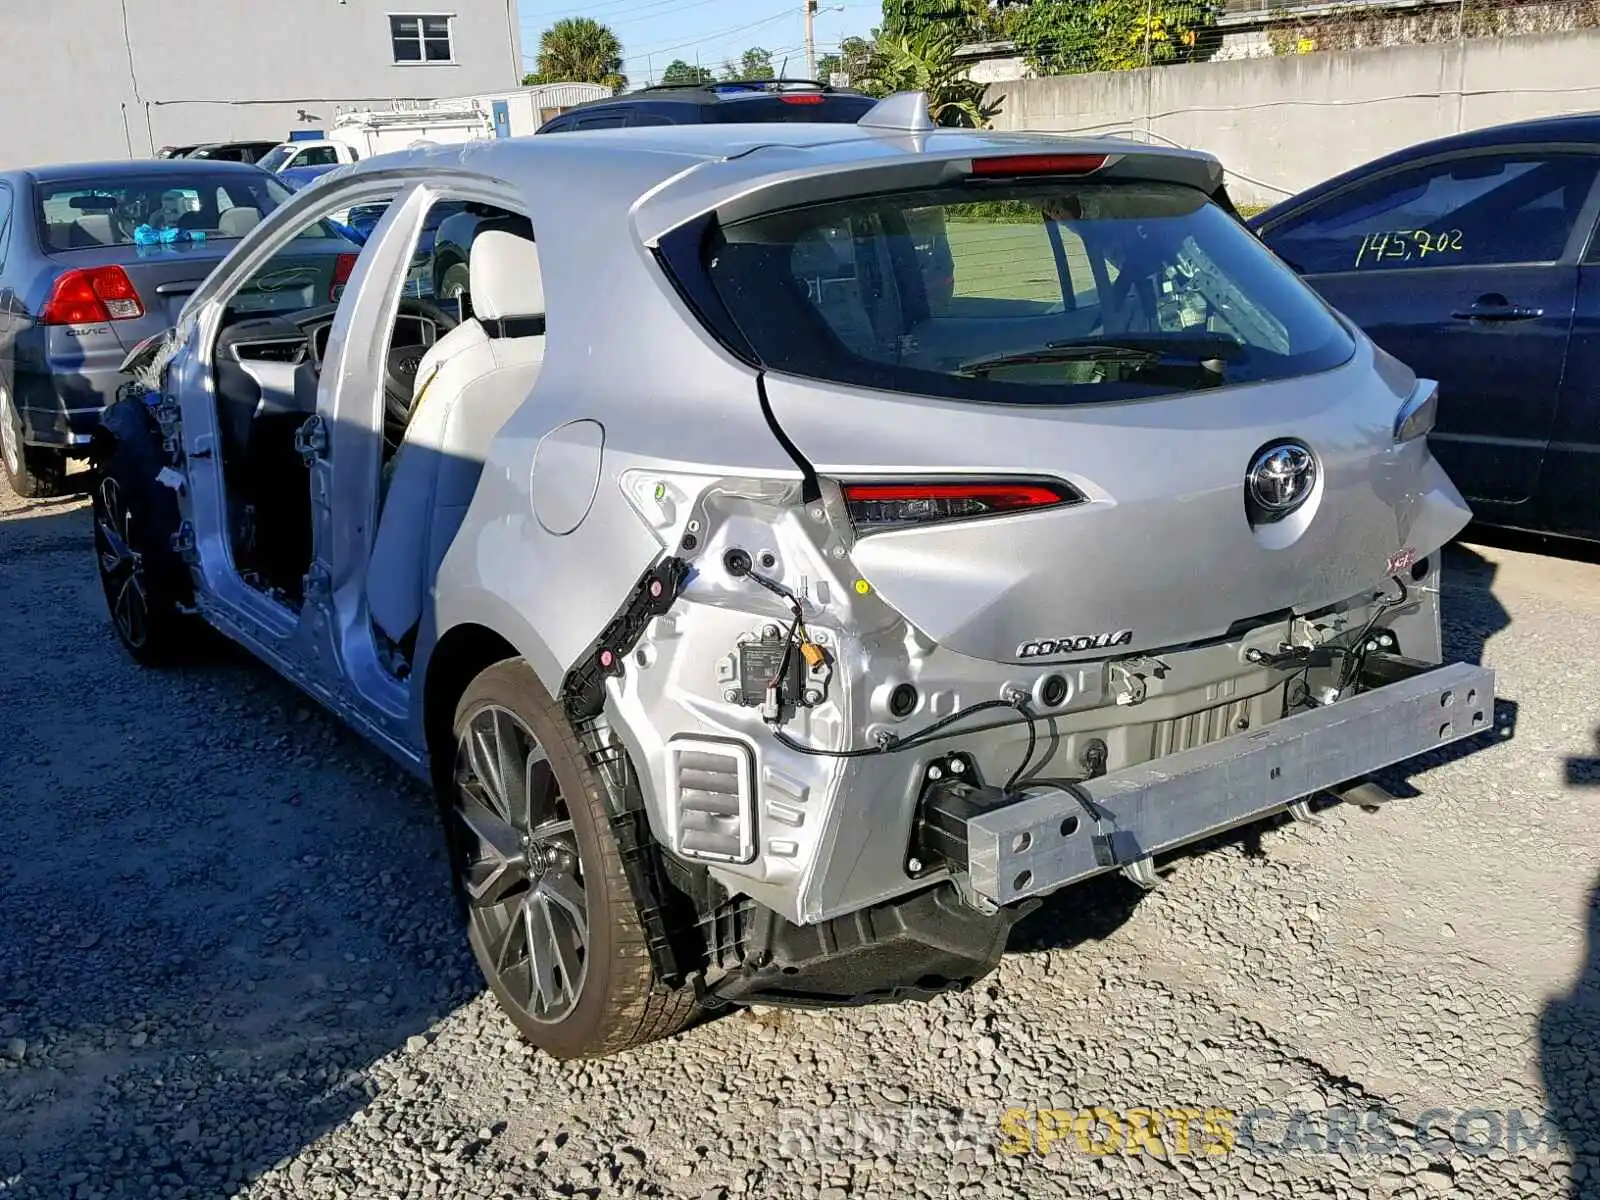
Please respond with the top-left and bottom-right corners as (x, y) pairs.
(516, 0), (883, 87)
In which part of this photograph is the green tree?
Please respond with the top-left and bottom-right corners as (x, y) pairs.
(720, 46), (776, 81)
(819, 34), (891, 91)
(524, 17), (628, 92)
(860, 28), (1001, 126)
(1009, 0), (1216, 75)
(843, 35), (880, 81)
(660, 59), (713, 85)
(881, 0), (1007, 41)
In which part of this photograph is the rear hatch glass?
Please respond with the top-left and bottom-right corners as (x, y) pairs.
(686, 172), (1426, 664)
(701, 180), (1355, 405)
(36, 169), (298, 252)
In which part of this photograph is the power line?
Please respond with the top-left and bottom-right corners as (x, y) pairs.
(619, 7), (798, 66)
(519, 0), (704, 25)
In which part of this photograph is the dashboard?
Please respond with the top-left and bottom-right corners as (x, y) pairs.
(213, 306), (444, 466)
(223, 311), (439, 376)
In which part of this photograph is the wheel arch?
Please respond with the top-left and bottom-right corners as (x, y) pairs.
(421, 620), (521, 791)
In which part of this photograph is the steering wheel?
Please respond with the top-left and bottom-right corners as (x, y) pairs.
(383, 297), (461, 448)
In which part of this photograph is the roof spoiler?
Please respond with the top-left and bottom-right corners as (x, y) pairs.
(857, 91), (935, 134)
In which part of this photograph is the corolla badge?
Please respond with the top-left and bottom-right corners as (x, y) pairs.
(1018, 630), (1133, 659)
(1246, 441), (1318, 514)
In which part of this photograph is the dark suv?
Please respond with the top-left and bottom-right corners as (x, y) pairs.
(535, 79), (954, 303)
(534, 78), (877, 132)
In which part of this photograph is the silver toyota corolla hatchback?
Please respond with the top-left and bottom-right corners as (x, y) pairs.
(94, 94), (1495, 1059)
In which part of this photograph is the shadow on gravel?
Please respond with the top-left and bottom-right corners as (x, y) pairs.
(1540, 875), (1600, 1197)
(1565, 731), (1600, 787)
(1367, 542), (1518, 802)
(1008, 816), (1294, 955)
(1008, 872), (1147, 954)
(1440, 542), (1514, 670)
(0, 493), (481, 1200)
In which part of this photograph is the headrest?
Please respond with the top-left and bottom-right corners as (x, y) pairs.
(468, 230), (543, 322)
(219, 206), (262, 237)
(72, 214), (115, 245)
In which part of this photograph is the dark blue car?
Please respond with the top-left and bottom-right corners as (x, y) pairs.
(1251, 113), (1600, 543)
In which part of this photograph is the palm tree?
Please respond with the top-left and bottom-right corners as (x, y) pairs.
(529, 18), (628, 93)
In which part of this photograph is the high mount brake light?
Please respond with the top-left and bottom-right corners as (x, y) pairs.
(40, 266), (144, 325)
(780, 94), (825, 105)
(969, 153), (1108, 178)
(840, 480), (1082, 533)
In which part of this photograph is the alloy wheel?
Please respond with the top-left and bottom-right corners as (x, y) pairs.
(455, 704), (589, 1024)
(93, 475), (150, 650)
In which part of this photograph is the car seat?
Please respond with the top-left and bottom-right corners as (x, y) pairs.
(69, 214), (116, 247)
(365, 229), (547, 648)
(218, 207), (263, 238)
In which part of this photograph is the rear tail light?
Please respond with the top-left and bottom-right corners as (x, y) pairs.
(780, 94), (824, 105)
(840, 478), (1083, 533)
(1394, 379), (1439, 443)
(40, 266), (145, 325)
(969, 153), (1108, 178)
(329, 252), (358, 302)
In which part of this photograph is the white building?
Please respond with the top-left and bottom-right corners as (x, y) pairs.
(0, 0), (523, 168)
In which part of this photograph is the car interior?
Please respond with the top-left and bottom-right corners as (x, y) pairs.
(366, 218), (546, 676)
(43, 181), (278, 249)
(204, 198), (544, 676)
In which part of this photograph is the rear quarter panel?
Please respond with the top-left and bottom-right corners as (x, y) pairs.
(426, 145), (804, 702)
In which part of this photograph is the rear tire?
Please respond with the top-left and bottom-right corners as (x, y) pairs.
(0, 384), (65, 499)
(448, 659), (699, 1059)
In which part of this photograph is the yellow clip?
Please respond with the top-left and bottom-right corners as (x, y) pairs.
(800, 641), (826, 668)
(854, 579), (872, 595)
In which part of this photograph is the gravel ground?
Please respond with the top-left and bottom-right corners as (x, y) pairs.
(2, 471), (1597, 1200)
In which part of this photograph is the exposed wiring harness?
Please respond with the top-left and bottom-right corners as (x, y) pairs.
(1280, 574), (1413, 708)
(1005, 704), (1039, 794)
(1337, 575), (1410, 692)
(729, 562), (1041, 787)
(771, 696), (1032, 760)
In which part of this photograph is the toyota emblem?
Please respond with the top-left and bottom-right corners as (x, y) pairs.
(1246, 441), (1318, 515)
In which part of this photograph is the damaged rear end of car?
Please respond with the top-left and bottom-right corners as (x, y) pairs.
(558, 125), (1497, 1009)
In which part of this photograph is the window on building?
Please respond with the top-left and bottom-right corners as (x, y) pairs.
(391, 14), (453, 64)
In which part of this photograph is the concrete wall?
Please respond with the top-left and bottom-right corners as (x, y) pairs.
(0, 0), (521, 168)
(988, 30), (1600, 208)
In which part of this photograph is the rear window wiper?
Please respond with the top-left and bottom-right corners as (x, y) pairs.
(957, 335), (1244, 378)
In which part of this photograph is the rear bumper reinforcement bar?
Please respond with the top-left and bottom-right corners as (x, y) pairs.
(963, 661), (1496, 906)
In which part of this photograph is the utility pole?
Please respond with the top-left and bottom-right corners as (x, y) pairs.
(804, 0), (818, 79)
